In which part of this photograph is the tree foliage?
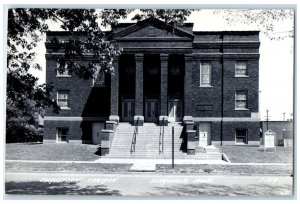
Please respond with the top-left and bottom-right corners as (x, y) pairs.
(6, 8), (192, 142)
(214, 9), (294, 40)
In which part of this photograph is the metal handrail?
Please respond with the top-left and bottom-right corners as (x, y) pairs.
(130, 117), (139, 154)
(159, 118), (165, 154)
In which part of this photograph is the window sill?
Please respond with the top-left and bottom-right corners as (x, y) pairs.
(91, 85), (106, 88)
(235, 108), (249, 111)
(60, 107), (71, 110)
(56, 75), (71, 78)
(234, 75), (249, 78)
(199, 85), (213, 88)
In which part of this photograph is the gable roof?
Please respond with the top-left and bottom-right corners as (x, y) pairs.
(113, 18), (194, 39)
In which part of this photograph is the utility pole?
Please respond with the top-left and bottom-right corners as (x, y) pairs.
(172, 126), (174, 169)
(265, 109), (271, 130)
(283, 112), (286, 121)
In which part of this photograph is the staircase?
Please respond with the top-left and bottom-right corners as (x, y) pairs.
(105, 122), (223, 160)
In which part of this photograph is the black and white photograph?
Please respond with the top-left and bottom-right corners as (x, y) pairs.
(1, 0), (297, 200)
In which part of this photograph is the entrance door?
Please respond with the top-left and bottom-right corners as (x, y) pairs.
(122, 99), (135, 122)
(198, 122), (211, 146)
(199, 132), (208, 146)
(92, 123), (104, 144)
(168, 99), (182, 122)
(145, 100), (159, 122)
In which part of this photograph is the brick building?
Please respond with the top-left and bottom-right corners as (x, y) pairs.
(44, 18), (261, 155)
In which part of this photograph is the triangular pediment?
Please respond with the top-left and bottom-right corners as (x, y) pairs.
(113, 18), (194, 39)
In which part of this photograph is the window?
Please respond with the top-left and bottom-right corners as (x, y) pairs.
(57, 128), (68, 142)
(93, 66), (106, 87)
(235, 91), (248, 109)
(236, 129), (248, 144)
(56, 63), (70, 77)
(200, 63), (212, 86)
(235, 61), (248, 77)
(57, 91), (69, 108)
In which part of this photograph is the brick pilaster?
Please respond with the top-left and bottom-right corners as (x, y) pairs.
(110, 56), (119, 115)
(160, 54), (168, 116)
(184, 54), (194, 116)
(135, 54), (144, 115)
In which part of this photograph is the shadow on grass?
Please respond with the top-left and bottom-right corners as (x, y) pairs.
(94, 147), (102, 156)
(144, 183), (293, 196)
(5, 181), (121, 195)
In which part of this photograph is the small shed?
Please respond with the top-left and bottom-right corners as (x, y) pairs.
(264, 130), (276, 148)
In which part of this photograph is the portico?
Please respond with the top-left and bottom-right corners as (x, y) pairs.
(110, 53), (186, 123)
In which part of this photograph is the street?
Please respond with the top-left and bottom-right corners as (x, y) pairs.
(5, 171), (293, 197)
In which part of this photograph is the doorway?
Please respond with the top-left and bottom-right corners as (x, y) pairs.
(168, 99), (182, 122)
(145, 99), (159, 122)
(122, 99), (135, 122)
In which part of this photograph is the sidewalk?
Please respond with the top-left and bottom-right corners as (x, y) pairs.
(5, 158), (292, 166)
(5, 158), (293, 175)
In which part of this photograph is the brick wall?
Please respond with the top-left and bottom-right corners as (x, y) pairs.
(45, 56), (110, 117)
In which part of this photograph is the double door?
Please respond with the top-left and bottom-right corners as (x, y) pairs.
(122, 99), (135, 122)
(145, 99), (159, 122)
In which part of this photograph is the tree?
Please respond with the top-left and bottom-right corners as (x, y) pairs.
(214, 9), (294, 40)
(6, 9), (192, 142)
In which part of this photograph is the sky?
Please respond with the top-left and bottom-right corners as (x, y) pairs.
(30, 9), (294, 121)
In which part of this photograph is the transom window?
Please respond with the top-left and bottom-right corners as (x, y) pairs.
(236, 129), (248, 144)
(235, 61), (248, 77)
(235, 91), (248, 109)
(56, 63), (70, 77)
(57, 91), (69, 108)
(200, 63), (212, 86)
(57, 128), (68, 142)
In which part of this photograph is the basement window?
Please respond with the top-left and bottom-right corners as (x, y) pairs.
(236, 129), (248, 144)
(57, 128), (69, 143)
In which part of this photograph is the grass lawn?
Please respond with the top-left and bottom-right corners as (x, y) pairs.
(6, 143), (101, 161)
(5, 162), (132, 173)
(219, 146), (293, 163)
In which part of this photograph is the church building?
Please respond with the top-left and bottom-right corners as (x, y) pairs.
(44, 18), (261, 156)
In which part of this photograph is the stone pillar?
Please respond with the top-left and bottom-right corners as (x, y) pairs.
(110, 56), (119, 116)
(135, 54), (144, 117)
(187, 130), (196, 155)
(184, 55), (193, 116)
(160, 54), (168, 117)
(100, 129), (114, 155)
(105, 121), (118, 131)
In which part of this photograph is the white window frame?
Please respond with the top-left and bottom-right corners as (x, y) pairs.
(57, 91), (70, 109)
(56, 127), (69, 143)
(56, 63), (71, 77)
(92, 65), (106, 87)
(235, 61), (248, 77)
(200, 63), (212, 87)
(235, 129), (248, 145)
(235, 90), (248, 110)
